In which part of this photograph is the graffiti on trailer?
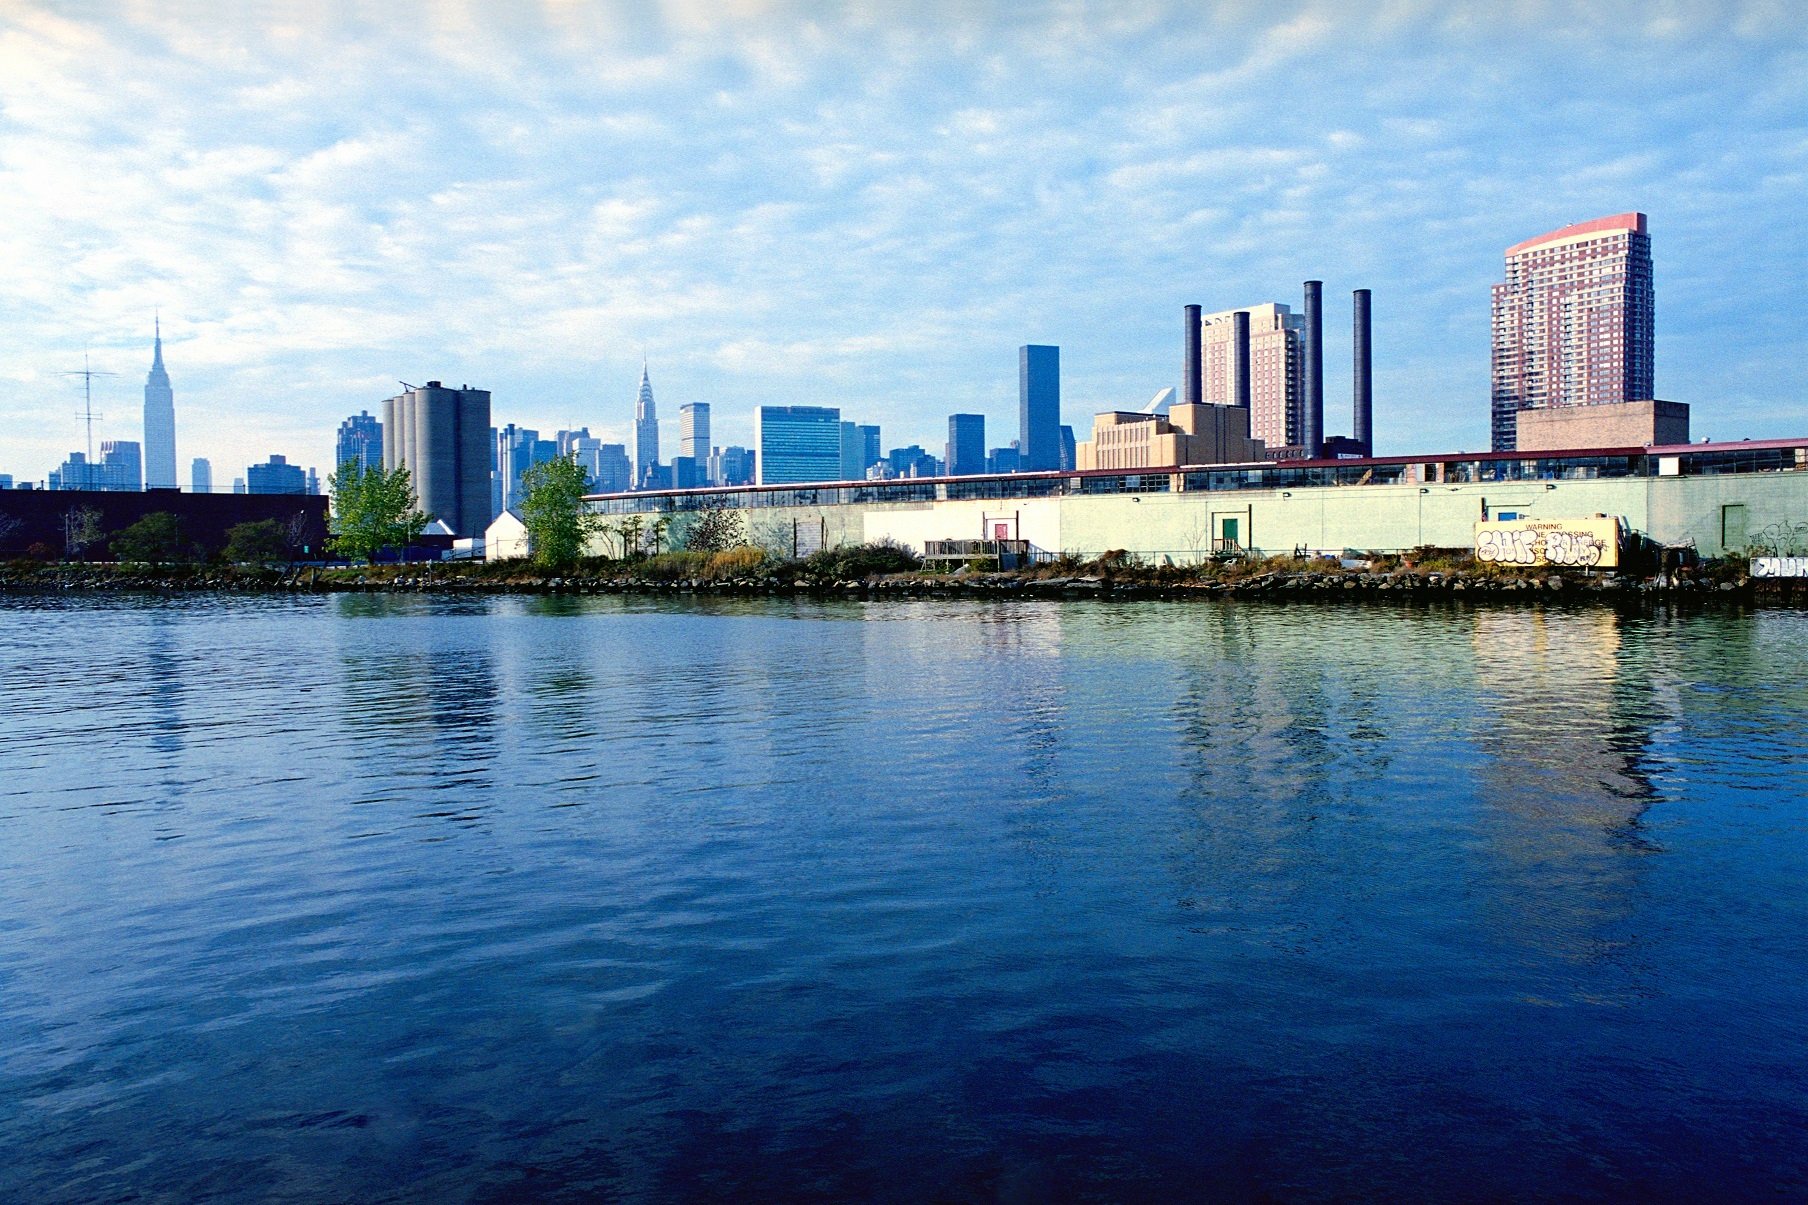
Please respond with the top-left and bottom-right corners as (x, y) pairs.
(1474, 518), (1620, 568)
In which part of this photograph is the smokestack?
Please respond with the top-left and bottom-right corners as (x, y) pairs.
(1353, 288), (1372, 455)
(1232, 310), (1251, 410)
(1183, 304), (1202, 408)
(1302, 280), (1323, 457)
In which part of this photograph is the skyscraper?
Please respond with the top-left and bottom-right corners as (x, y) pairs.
(679, 402), (710, 462)
(49, 442), (142, 491)
(1199, 303), (1303, 452)
(191, 458), (212, 494)
(754, 405), (841, 484)
(709, 446), (755, 486)
(247, 454), (305, 494)
(839, 421), (865, 480)
(947, 414), (986, 476)
(1490, 212), (1654, 452)
(142, 319), (176, 489)
(1019, 345), (1060, 471)
(382, 380), (492, 538)
(634, 362), (659, 488)
(495, 424), (555, 515)
(336, 411), (384, 473)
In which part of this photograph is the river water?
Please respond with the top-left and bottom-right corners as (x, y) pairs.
(1, 594), (1805, 1202)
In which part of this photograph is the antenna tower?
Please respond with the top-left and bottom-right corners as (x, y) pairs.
(62, 353), (117, 463)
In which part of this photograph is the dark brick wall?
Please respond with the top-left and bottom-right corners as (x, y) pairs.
(0, 490), (330, 559)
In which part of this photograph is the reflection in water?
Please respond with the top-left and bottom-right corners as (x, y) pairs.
(1470, 608), (1666, 983)
(1, 594), (1805, 1203)
(333, 596), (500, 828)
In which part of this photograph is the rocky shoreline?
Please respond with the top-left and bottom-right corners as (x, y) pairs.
(4, 563), (1801, 606)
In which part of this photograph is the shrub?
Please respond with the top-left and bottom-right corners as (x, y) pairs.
(801, 539), (921, 579)
(704, 546), (768, 580)
(638, 550), (711, 581)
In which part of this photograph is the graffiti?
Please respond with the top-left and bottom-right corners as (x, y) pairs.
(1748, 520), (1808, 557)
(1752, 557), (1808, 578)
(1474, 518), (1619, 569)
(1477, 527), (1605, 567)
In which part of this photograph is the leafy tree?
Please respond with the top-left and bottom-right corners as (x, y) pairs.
(329, 460), (430, 563)
(224, 519), (288, 565)
(680, 503), (747, 553)
(110, 512), (193, 564)
(520, 455), (603, 567)
(62, 506), (102, 560)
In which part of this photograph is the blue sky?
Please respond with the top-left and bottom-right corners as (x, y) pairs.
(1, 1), (1805, 485)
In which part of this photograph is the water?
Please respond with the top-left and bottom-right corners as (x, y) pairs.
(1, 594), (1805, 1202)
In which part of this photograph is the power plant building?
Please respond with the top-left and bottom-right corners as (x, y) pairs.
(382, 381), (492, 538)
(1490, 212), (1654, 452)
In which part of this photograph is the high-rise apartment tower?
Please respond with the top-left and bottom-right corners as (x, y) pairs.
(1198, 304), (1302, 452)
(1490, 212), (1654, 452)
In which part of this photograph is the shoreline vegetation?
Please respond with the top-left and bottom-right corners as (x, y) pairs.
(3, 544), (1801, 606)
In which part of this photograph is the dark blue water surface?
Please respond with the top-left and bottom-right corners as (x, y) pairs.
(2, 594), (1806, 1202)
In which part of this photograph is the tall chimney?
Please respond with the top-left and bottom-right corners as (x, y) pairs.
(1232, 310), (1251, 410)
(1353, 288), (1373, 455)
(1302, 280), (1323, 457)
(1183, 304), (1202, 408)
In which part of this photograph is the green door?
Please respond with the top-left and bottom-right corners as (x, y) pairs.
(1722, 504), (1748, 553)
(1219, 516), (1240, 549)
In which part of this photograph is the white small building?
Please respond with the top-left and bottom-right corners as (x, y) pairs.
(485, 509), (529, 561)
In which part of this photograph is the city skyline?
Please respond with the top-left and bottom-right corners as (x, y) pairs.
(1, 4), (1805, 483)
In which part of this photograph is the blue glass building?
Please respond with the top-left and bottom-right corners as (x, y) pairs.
(1019, 345), (1060, 471)
(755, 406), (842, 485)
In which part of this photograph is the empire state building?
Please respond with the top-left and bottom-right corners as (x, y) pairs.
(143, 319), (177, 489)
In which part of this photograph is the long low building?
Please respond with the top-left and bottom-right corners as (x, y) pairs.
(584, 438), (1808, 563)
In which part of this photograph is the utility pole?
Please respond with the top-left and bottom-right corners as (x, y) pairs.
(62, 354), (116, 465)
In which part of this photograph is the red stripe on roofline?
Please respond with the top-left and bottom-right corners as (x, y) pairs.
(584, 435), (1808, 501)
(1504, 212), (1646, 258)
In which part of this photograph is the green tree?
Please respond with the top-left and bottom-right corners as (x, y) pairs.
(328, 460), (430, 563)
(678, 503), (747, 553)
(224, 519), (288, 565)
(520, 455), (603, 567)
(62, 506), (102, 560)
(110, 512), (192, 564)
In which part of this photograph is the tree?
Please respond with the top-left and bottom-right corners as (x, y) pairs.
(110, 512), (192, 565)
(520, 455), (603, 567)
(224, 519), (288, 565)
(328, 460), (430, 563)
(679, 503), (747, 553)
(62, 506), (102, 560)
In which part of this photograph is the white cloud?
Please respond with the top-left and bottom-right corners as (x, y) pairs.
(0, 2), (1805, 483)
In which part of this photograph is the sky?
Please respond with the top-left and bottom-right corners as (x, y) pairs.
(1, 0), (1805, 486)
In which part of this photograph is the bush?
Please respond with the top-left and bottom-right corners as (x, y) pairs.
(638, 550), (710, 581)
(801, 539), (922, 580)
(704, 546), (768, 580)
(110, 512), (195, 564)
(224, 519), (288, 565)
